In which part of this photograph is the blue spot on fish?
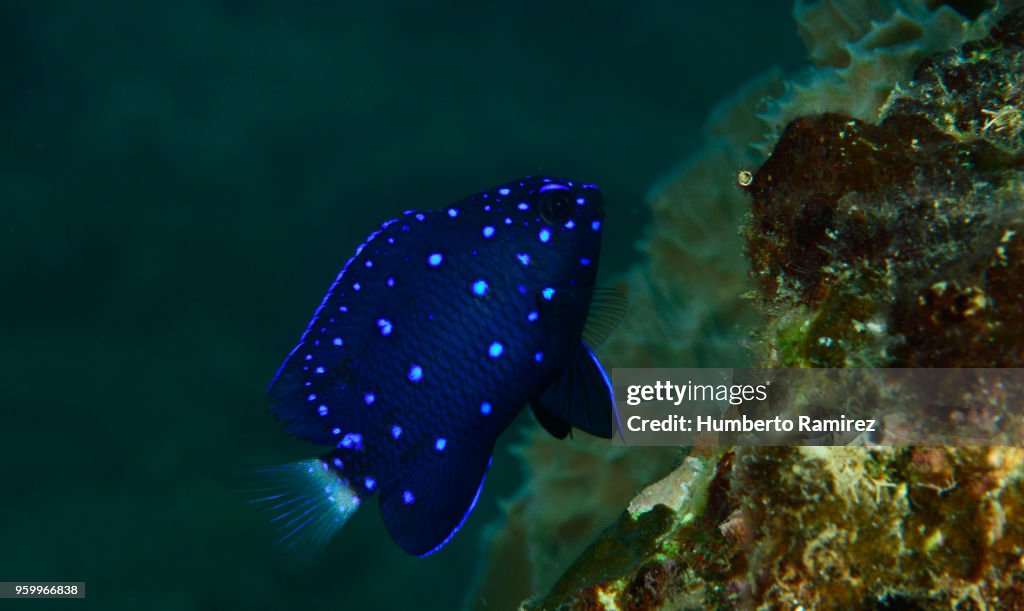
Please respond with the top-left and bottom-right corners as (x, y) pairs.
(488, 342), (504, 358)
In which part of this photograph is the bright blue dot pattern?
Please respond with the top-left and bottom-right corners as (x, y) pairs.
(364, 393), (375, 405)
(482, 226), (495, 238)
(488, 342), (504, 358)
(318, 405), (329, 416)
(435, 438), (447, 451)
(333, 457), (343, 468)
(391, 425), (402, 439)
(527, 311), (539, 322)
(542, 288), (556, 300)
(535, 352), (544, 363)
(480, 402), (492, 415)
(340, 433), (363, 449)
(580, 257), (592, 266)
(377, 318), (393, 336)
(403, 490), (416, 504)
(408, 365), (423, 382)
(365, 477), (376, 490)
(427, 253), (443, 267)
(516, 253), (531, 266)
(592, 220), (602, 231)
(472, 280), (488, 296)
(448, 208), (459, 218)
(539, 228), (551, 243)
(333, 337), (344, 346)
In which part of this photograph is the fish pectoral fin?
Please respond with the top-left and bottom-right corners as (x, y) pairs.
(582, 287), (628, 347)
(530, 403), (572, 439)
(533, 341), (618, 439)
(536, 286), (628, 349)
(379, 447), (493, 557)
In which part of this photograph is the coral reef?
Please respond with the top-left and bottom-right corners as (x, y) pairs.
(475, 3), (1024, 610)
(527, 446), (1024, 610)
(760, 0), (994, 140)
(745, 6), (1024, 368)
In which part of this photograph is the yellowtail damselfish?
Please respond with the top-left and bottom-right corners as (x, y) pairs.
(253, 176), (624, 557)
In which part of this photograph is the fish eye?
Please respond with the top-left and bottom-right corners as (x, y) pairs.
(539, 191), (573, 223)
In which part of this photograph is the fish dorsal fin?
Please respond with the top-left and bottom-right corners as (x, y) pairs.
(530, 403), (572, 439)
(532, 341), (617, 439)
(582, 287), (628, 347)
(378, 444), (493, 557)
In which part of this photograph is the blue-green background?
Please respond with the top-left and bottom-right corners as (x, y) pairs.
(2, 2), (802, 609)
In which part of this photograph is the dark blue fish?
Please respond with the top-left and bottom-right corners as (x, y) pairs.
(252, 176), (623, 557)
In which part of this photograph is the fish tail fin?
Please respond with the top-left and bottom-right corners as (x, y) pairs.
(245, 459), (361, 563)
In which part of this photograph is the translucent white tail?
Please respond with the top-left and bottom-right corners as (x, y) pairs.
(247, 459), (360, 562)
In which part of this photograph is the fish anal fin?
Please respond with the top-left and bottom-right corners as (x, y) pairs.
(379, 446), (493, 557)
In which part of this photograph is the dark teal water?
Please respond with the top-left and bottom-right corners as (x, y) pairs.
(1, 2), (802, 609)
